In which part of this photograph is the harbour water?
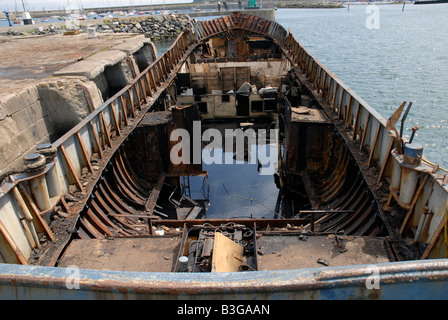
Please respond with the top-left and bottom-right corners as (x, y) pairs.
(276, 4), (448, 169)
(189, 123), (280, 220)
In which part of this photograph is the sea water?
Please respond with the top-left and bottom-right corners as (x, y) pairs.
(276, 4), (448, 168)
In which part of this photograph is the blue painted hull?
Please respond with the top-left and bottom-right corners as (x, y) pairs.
(1, 259), (448, 299)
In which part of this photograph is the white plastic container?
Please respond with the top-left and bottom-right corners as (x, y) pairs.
(87, 27), (97, 38)
(22, 12), (33, 25)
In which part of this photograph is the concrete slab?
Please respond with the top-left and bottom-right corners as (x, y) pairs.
(0, 33), (146, 95)
(111, 37), (153, 56)
(53, 49), (127, 79)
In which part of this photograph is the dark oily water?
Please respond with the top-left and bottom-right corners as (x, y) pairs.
(189, 147), (279, 220)
(276, 5), (448, 168)
(189, 123), (280, 220)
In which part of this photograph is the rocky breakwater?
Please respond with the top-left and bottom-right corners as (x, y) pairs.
(97, 14), (191, 41)
(1, 14), (191, 41)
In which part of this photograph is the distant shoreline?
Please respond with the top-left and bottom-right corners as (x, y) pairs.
(275, 3), (345, 8)
(275, 2), (413, 8)
(1, 1), (413, 21)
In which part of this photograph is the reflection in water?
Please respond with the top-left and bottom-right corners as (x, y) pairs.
(189, 122), (280, 219)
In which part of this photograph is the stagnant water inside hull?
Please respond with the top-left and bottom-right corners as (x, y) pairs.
(188, 122), (281, 219)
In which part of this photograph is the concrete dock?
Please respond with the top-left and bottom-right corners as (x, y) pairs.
(0, 33), (146, 95)
(0, 32), (157, 177)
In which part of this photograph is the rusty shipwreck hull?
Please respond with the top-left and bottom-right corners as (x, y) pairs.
(0, 12), (448, 299)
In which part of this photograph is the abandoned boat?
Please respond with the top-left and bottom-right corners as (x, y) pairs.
(1, 12), (448, 299)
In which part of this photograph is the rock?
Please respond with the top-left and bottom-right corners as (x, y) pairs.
(58, 211), (69, 219)
(317, 258), (329, 266)
(64, 194), (78, 202)
(4, 14), (191, 40)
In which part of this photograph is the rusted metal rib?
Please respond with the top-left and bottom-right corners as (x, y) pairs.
(89, 197), (136, 236)
(72, 146), (164, 238)
(113, 158), (146, 202)
(79, 215), (104, 239)
(59, 145), (84, 192)
(145, 173), (166, 214)
(111, 169), (145, 209)
(114, 154), (148, 199)
(88, 197), (131, 235)
(300, 171), (320, 209)
(117, 150), (149, 196)
(94, 187), (139, 229)
(84, 208), (115, 237)
(99, 178), (140, 215)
